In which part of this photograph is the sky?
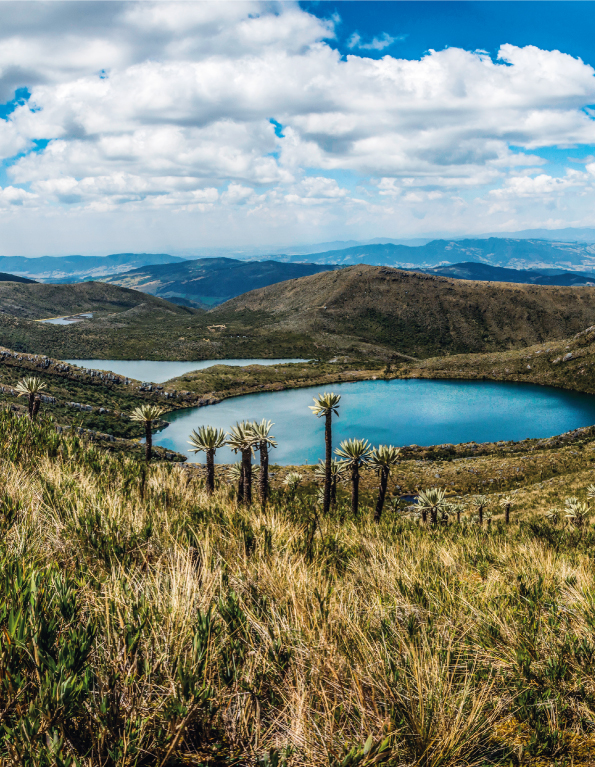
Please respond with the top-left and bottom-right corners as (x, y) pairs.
(0, 1), (595, 256)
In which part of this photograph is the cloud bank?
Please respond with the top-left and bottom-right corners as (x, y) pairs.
(0, 0), (594, 254)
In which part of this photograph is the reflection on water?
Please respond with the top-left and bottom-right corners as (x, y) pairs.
(64, 358), (308, 384)
(153, 378), (595, 465)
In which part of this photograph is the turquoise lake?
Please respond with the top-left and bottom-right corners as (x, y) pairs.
(65, 358), (307, 384)
(152, 378), (595, 465)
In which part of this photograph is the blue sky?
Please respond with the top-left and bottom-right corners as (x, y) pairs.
(304, 2), (595, 66)
(303, 1), (595, 179)
(0, 1), (593, 256)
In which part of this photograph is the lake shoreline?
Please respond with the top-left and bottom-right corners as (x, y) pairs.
(154, 377), (595, 465)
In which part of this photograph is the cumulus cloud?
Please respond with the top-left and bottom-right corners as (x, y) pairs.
(0, 1), (592, 251)
(489, 169), (589, 199)
(347, 32), (400, 51)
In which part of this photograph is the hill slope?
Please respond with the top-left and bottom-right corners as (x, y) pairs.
(102, 258), (340, 306)
(214, 265), (595, 357)
(0, 272), (36, 284)
(272, 238), (595, 270)
(396, 323), (595, 398)
(0, 281), (194, 320)
(0, 253), (185, 281)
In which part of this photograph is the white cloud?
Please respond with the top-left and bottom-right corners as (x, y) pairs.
(221, 183), (260, 205)
(0, 185), (37, 207)
(347, 32), (399, 51)
(0, 2), (592, 251)
(489, 170), (589, 199)
(296, 177), (348, 199)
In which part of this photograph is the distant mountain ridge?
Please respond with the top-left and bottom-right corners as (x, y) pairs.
(101, 258), (340, 306)
(417, 262), (595, 286)
(268, 238), (595, 271)
(0, 253), (185, 281)
(170, 227), (595, 260)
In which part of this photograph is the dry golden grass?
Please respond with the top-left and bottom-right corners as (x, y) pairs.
(3, 410), (595, 764)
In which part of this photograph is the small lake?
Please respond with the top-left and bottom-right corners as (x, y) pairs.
(152, 379), (595, 465)
(41, 313), (93, 325)
(64, 358), (308, 384)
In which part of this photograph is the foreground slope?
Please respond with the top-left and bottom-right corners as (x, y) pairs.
(103, 257), (339, 306)
(4, 409), (595, 763)
(215, 265), (595, 357)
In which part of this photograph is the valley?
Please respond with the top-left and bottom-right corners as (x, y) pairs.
(4, 259), (595, 501)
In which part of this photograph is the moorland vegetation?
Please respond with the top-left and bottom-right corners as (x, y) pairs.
(3, 390), (595, 764)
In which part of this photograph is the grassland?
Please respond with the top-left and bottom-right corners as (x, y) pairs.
(4, 409), (595, 765)
(0, 307), (331, 361)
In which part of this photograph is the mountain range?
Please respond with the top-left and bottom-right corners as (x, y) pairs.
(169, 227), (595, 259)
(416, 261), (595, 286)
(269, 238), (595, 270)
(101, 258), (341, 307)
(1, 226), (595, 293)
(0, 253), (184, 281)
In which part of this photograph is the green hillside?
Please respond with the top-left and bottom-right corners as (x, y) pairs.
(214, 265), (595, 358)
(395, 322), (595, 396)
(5, 265), (595, 361)
(0, 272), (36, 284)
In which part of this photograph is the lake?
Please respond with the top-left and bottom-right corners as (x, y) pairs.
(41, 313), (93, 325)
(152, 378), (595, 465)
(64, 358), (308, 384)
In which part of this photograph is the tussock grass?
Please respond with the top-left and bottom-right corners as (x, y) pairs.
(3, 410), (595, 764)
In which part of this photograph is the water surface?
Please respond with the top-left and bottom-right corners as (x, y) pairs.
(65, 358), (308, 383)
(41, 312), (93, 325)
(152, 378), (595, 465)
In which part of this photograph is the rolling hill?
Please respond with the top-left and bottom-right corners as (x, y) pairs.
(0, 281), (195, 321)
(6, 264), (595, 362)
(213, 265), (595, 358)
(271, 237), (595, 270)
(101, 258), (340, 306)
(0, 252), (185, 281)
